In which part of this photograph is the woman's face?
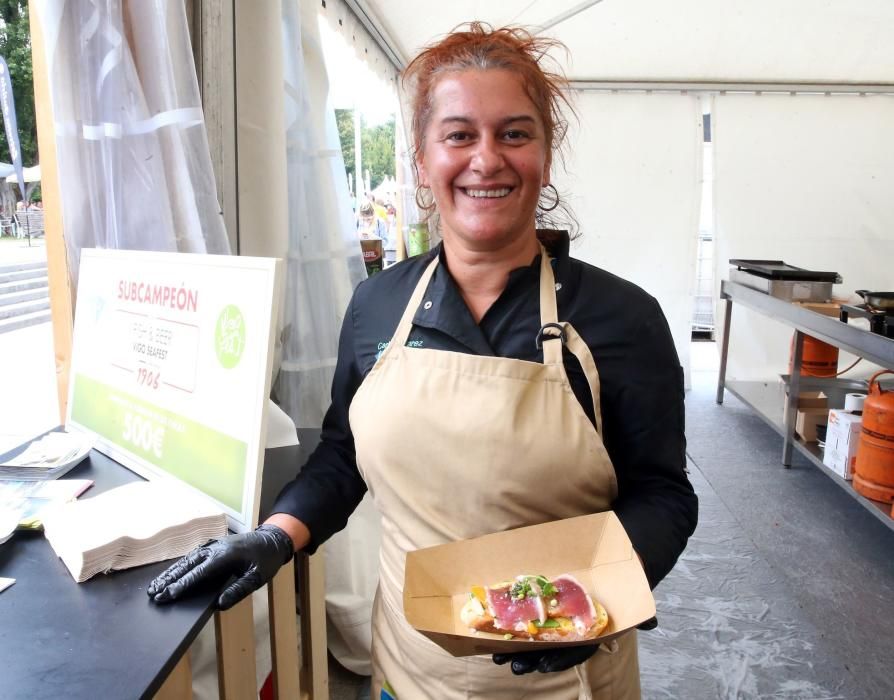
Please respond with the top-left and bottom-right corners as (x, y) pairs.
(417, 69), (550, 252)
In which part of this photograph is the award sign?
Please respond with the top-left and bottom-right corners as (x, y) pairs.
(67, 249), (284, 532)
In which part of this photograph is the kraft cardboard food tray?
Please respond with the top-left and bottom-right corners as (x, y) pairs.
(403, 512), (656, 657)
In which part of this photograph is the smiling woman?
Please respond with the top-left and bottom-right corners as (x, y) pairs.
(147, 22), (696, 700)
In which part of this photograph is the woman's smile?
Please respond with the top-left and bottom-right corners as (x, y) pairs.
(461, 187), (513, 199)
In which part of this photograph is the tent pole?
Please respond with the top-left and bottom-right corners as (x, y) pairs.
(29, 0), (74, 424)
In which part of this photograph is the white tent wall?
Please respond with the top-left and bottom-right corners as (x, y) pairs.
(713, 93), (894, 382)
(559, 92), (702, 386)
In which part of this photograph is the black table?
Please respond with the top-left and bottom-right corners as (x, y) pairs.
(0, 431), (318, 700)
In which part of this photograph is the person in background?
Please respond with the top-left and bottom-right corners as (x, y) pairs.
(372, 196), (388, 224)
(383, 203), (398, 266)
(357, 199), (386, 240)
(148, 22), (697, 699)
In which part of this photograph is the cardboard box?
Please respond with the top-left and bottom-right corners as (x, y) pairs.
(822, 409), (862, 480)
(796, 407), (829, 443)
(786, 392), (829, 443)
(796, 391), (828, 409)
(403, 512), (656, 657)
(793, 301), (843, 318)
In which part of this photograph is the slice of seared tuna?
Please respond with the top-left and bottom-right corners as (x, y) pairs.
(545, 574), (597, 633)
(485, 582), (547, 631)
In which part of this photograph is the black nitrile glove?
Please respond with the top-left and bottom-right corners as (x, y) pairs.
(493, 644), (599, 675)
(147, 524), (294, 610)
(637, 616), (658, 631)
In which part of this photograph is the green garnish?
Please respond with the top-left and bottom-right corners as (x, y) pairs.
(536, 575), (558, 597)
(533, 619), (560, 629)
(503, 633), (514, 640)
(510, 575), (557, 600)
(510, 578), (534, 600)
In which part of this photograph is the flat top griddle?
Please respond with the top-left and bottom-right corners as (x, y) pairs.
(729, 259), (841, 282)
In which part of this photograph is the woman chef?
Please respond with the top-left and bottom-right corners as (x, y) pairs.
(148, 23), (698, 699)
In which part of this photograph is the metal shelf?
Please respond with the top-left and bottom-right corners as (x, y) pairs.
(716, 281), (894, 532)
(720, 280), (894, 369)
(725, 380), (893, 531)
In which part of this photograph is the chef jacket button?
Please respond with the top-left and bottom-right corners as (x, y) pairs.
(423, 300), (433, 310)
(555, 283), (562, 291)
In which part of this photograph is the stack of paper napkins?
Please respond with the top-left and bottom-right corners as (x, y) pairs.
(43, 480), (228, 583)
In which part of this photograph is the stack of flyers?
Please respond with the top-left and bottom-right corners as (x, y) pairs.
(0, 432), (94, 481)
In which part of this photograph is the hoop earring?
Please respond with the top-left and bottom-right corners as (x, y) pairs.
(538, 183), (559, 213)
(415, 184), (431, 210)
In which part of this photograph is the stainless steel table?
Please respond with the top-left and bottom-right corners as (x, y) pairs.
(716, 280), (894, 531)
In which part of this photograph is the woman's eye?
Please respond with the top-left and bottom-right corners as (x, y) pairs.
(504, 130), (529, 141)
(446, 132), (471, 142)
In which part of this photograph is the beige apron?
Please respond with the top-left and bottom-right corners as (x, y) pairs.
(349, 248), (641, 700)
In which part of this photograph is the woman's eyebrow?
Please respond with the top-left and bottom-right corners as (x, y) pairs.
(437, 115), (537, 126)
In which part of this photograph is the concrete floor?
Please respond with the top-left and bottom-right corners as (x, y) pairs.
(668, 358), (893, 699)
(327, 344), (894, 699)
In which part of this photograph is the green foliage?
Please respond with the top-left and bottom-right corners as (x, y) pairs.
(335, 108), (354, 175)
(0, 1), (36, 168)
(364, 117), (395, 192)
(334, 109), (395, 193)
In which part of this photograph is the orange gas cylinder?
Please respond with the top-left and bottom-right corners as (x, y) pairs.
(790, 333), (839, 377)
(853, 370), (894, 504)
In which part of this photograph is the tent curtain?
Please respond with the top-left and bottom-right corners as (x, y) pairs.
(34, 0), (229, 294)
(557, 91), (703, 387)
(272, 0), (367, 428)
(713, 94), (894, 381)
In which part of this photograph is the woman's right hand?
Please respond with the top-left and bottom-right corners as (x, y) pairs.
(147, 524), (295, 610)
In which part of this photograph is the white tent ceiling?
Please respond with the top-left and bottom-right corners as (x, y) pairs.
(358, 0), (894, 86)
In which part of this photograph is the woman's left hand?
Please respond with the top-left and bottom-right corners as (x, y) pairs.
(492, 644), (599, 675)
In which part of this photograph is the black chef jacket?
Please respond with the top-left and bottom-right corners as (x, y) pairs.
(272, 232), (698, 589)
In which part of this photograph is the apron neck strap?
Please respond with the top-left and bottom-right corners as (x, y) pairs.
(561, 322), (604, 435)
(537, 247), (603, 431)
(538, 244), (559, 326)
(391, 254), (440, 348)
(538, 246), (564, 365)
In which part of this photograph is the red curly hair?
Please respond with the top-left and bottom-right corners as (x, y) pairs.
(402, 22), (573, 163)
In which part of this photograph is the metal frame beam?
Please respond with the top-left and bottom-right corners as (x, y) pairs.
(344, 0), (407, 71)
(569, 79), (894, 95)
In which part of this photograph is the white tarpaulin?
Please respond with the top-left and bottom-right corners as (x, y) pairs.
(558, 92), (703, 384)
(713, 93), (894, 381)
(364, 0), (894, 83)
(4, 164), (40, 183)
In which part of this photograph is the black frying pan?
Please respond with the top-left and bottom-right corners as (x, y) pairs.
(856, 289), (894, 311)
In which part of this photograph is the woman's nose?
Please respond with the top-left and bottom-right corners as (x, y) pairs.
(471, 138), (503, 175)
